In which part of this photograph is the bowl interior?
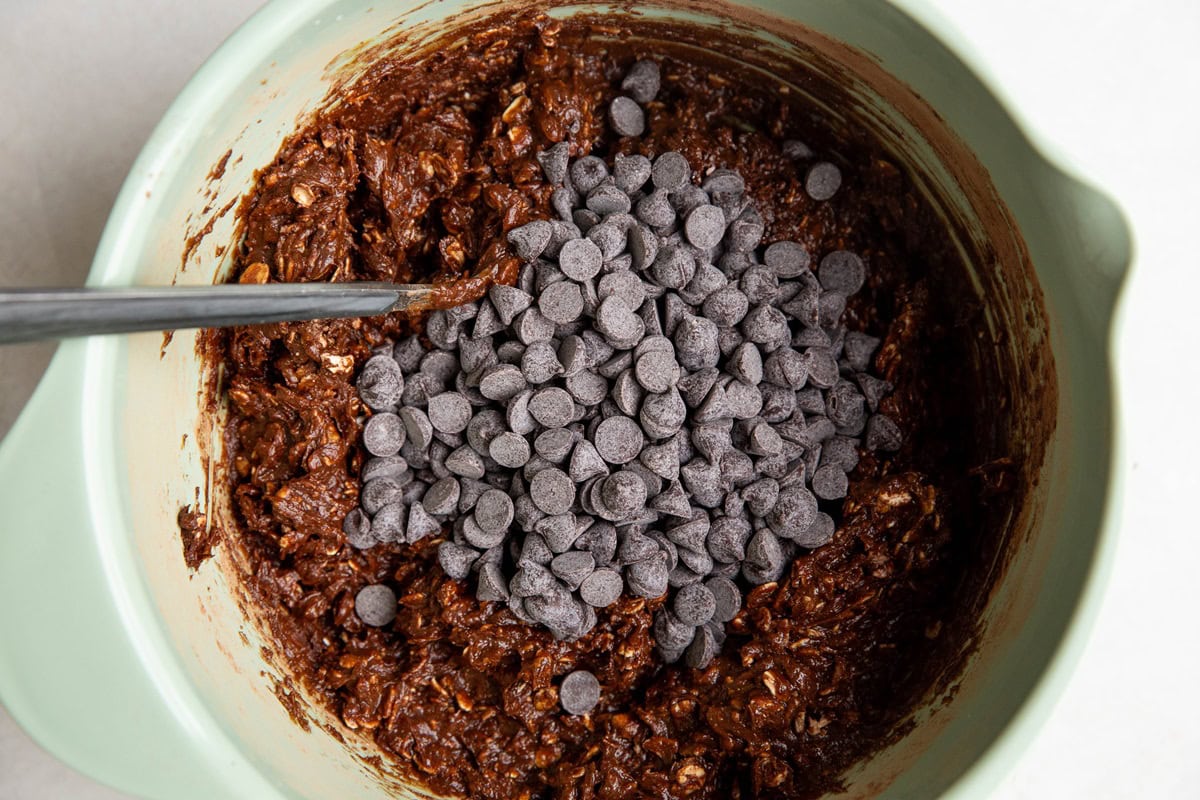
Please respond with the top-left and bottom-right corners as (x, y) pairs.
(90, 0), (1118, 797)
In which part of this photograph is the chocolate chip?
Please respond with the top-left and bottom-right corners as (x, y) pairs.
(650, 243), (697, 291)
(759, 384), (796, 424)
(458, 336), (497, 375)
(727, 379), (766, 419)
(584, 330), (618, 367)
(707, 515), (751, 563)
(536, 513), (580, 553)
(740, 265), (779, 306)
(609, 95), (646, 137)
(724, 208), (764, 255)
(700, 168), (744, 195)
(568, 439), (609, 483)
(571, 155), (609, 194)
(639, 440), (680, 481)
(477, 562), (510, 603)
(779, 139), (812, 160)
(573, 208), (600, 232)
(722, 344), (761, 389)
(654, 609), (697, 651)
(551, 186), (577, 222)
(517, 341), (560, 385)
(565, 370), (609, 406)
(427, 392), (472, 434)
(357, 355), (405, 411)
(594, 415), (645, 465)
(767, 485), (818, 540)
(692, 384), (730, 430)
(621, 59), (661, 103)
(673, 314), (720, 371)
(646, 479), (689, 518)
(438, 541), (478, 580)
(507, 220), (552, 261)
(674, 370), (714, 412)
(359, 476), (404, 515)
(634, 349), (680, 394)
(517, 533), (554, 567)
(400, 499), (438, 542)
(797, 511), (836, 548)
(672, 184), (709, 217)
(530, 468), (576, 515)
(805, 161), (842, 201)
(343, 508), (374, 549)
(681, 623), (715, 671)
(597, 351), (633, 381)
(743, 528), (786, 585)
(763, 240), (811, 278)
(533, 141), (570, 184)
(528, 589), (585, 640)
(741, 304), (790, 350)
(473, 364), (523, 404)
(856, 373), (892, 413)
(701, 286), (749, 327)
(461, 513), (505, 549)
(745, 421), (783, 457)
(425, 310), (459, 350)
(568, 567), (618, 609)
(763, 347), (808, 389)
(474, 488), (515, 534)
(363, 412), (405, 457)
(355, 584), (397, 627)
(576, 520), (618, 566)
(525, 387), (572, 429)
(510, 563), (559, 598)
(588, 181), (633, 215)
(677, 545), (713, 576)
(556, 237), (603, 282)
(535, 281), (581, 325)
(391, 335), (424, 373)
(683, 204), (726, 249)
(818, 249), (867, 296)
(444, 445), (486, 480)
(613, 153), (652, 194)
(551, 550), (596, 590)
(560, 670), (601, 716)
(602, 471), (648, 519)
(684, 263), (727, 303)
(826, 379), (866, 430)
(706, 576), (742, 624)
(625, 555), (669, 599)
(813, 293), (842, 330)
(423, 477), (461, 516)
(673, 582), (716, 625)
(865, 414), (903, 452)
(652, 151), (691, 191)
(370, 503), (404, 544)
(594, 295), (642, 347)
(803, 347), (840, 389)
(809, 463), (847, 499)
(625, 222), (659, 271)
(532, 428), (573, 463)
(609, 369), (643, 417)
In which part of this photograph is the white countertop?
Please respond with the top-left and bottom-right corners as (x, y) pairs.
(1, 1), (1197, 797)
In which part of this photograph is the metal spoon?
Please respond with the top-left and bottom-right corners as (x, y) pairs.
(0, 282), (435, 345)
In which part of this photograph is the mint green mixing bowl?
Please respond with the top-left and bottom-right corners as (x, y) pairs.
(0, 1), (1128, 797)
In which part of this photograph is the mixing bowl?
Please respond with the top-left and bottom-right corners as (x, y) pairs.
(0, 0), (1129, 797)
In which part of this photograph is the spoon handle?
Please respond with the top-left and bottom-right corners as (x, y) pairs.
(0, 282), (431, 344)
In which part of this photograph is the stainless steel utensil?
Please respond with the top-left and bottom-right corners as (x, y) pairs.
(0, 283), (432, 344)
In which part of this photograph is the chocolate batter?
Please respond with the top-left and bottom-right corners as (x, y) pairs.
(210, 12), (1012, 799)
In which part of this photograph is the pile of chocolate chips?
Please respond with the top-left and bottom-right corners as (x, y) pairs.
(345, 60), (901, 679)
